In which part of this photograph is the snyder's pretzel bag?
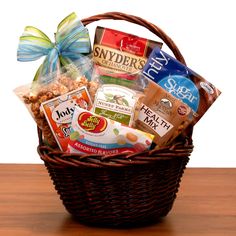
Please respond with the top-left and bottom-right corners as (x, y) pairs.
(67, 107), (154, 155)
(93, 26), (163, 75)
(91, 26), (163, 91)
(142, 47), (221, 124)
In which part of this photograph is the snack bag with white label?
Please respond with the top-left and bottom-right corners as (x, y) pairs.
(92, 84), (144, 126)
(142, 47), (221, 125)
(135, 81), (193, 146)
(41, 87), (92, 151)
(67, 107), (154, 155)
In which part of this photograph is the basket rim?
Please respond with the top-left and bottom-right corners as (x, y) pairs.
(38, 134), (193, 168)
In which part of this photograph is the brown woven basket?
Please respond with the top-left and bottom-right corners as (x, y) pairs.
(38, 12), (194, 227)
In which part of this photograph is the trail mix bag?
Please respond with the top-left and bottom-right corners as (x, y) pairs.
(135, 81), (194, 146)
(134, 48), (221, 146)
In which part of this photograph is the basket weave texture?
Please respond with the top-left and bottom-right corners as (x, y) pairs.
(38, 12), (193, 227)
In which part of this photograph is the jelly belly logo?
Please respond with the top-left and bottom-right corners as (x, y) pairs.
(158, 75), (200, 112)
(78, 112), (107, 133)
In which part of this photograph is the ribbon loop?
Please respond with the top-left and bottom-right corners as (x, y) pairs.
(17, 12), (91, 81)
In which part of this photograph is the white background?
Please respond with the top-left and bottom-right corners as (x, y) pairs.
(0, 0), (235, 166)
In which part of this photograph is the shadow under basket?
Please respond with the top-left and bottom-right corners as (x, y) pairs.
(37, 12), (194, 227)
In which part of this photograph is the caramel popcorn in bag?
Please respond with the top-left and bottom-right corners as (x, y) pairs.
(15, 74), (89, 148)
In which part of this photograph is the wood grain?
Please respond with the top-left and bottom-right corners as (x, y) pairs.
(0, 165), (235, 236)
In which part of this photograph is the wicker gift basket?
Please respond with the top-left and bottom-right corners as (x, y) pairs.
(38, 12), (194, 227)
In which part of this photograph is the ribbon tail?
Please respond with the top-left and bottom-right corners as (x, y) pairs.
(30, 64), (44, 93)
(43, 48), (60, 75)
(32, 48), (60, 84)
(33, 64), (44, 82)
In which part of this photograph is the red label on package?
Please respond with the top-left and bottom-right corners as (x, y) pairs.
(100, 27), (147, 56)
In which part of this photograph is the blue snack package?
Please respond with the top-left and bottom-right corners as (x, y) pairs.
(142, 48), (221, 124)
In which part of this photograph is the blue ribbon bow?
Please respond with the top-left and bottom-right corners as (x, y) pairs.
(17, 12), (91, 81)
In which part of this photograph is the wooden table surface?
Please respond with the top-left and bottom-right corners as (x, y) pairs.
(0, 165), (235, 236)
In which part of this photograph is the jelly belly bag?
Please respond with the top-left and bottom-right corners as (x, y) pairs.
(67, 107), (154, 155)
(142, 47), (221, 124)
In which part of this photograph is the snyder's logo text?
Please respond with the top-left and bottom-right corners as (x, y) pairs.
(93, 45), (146, 70)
